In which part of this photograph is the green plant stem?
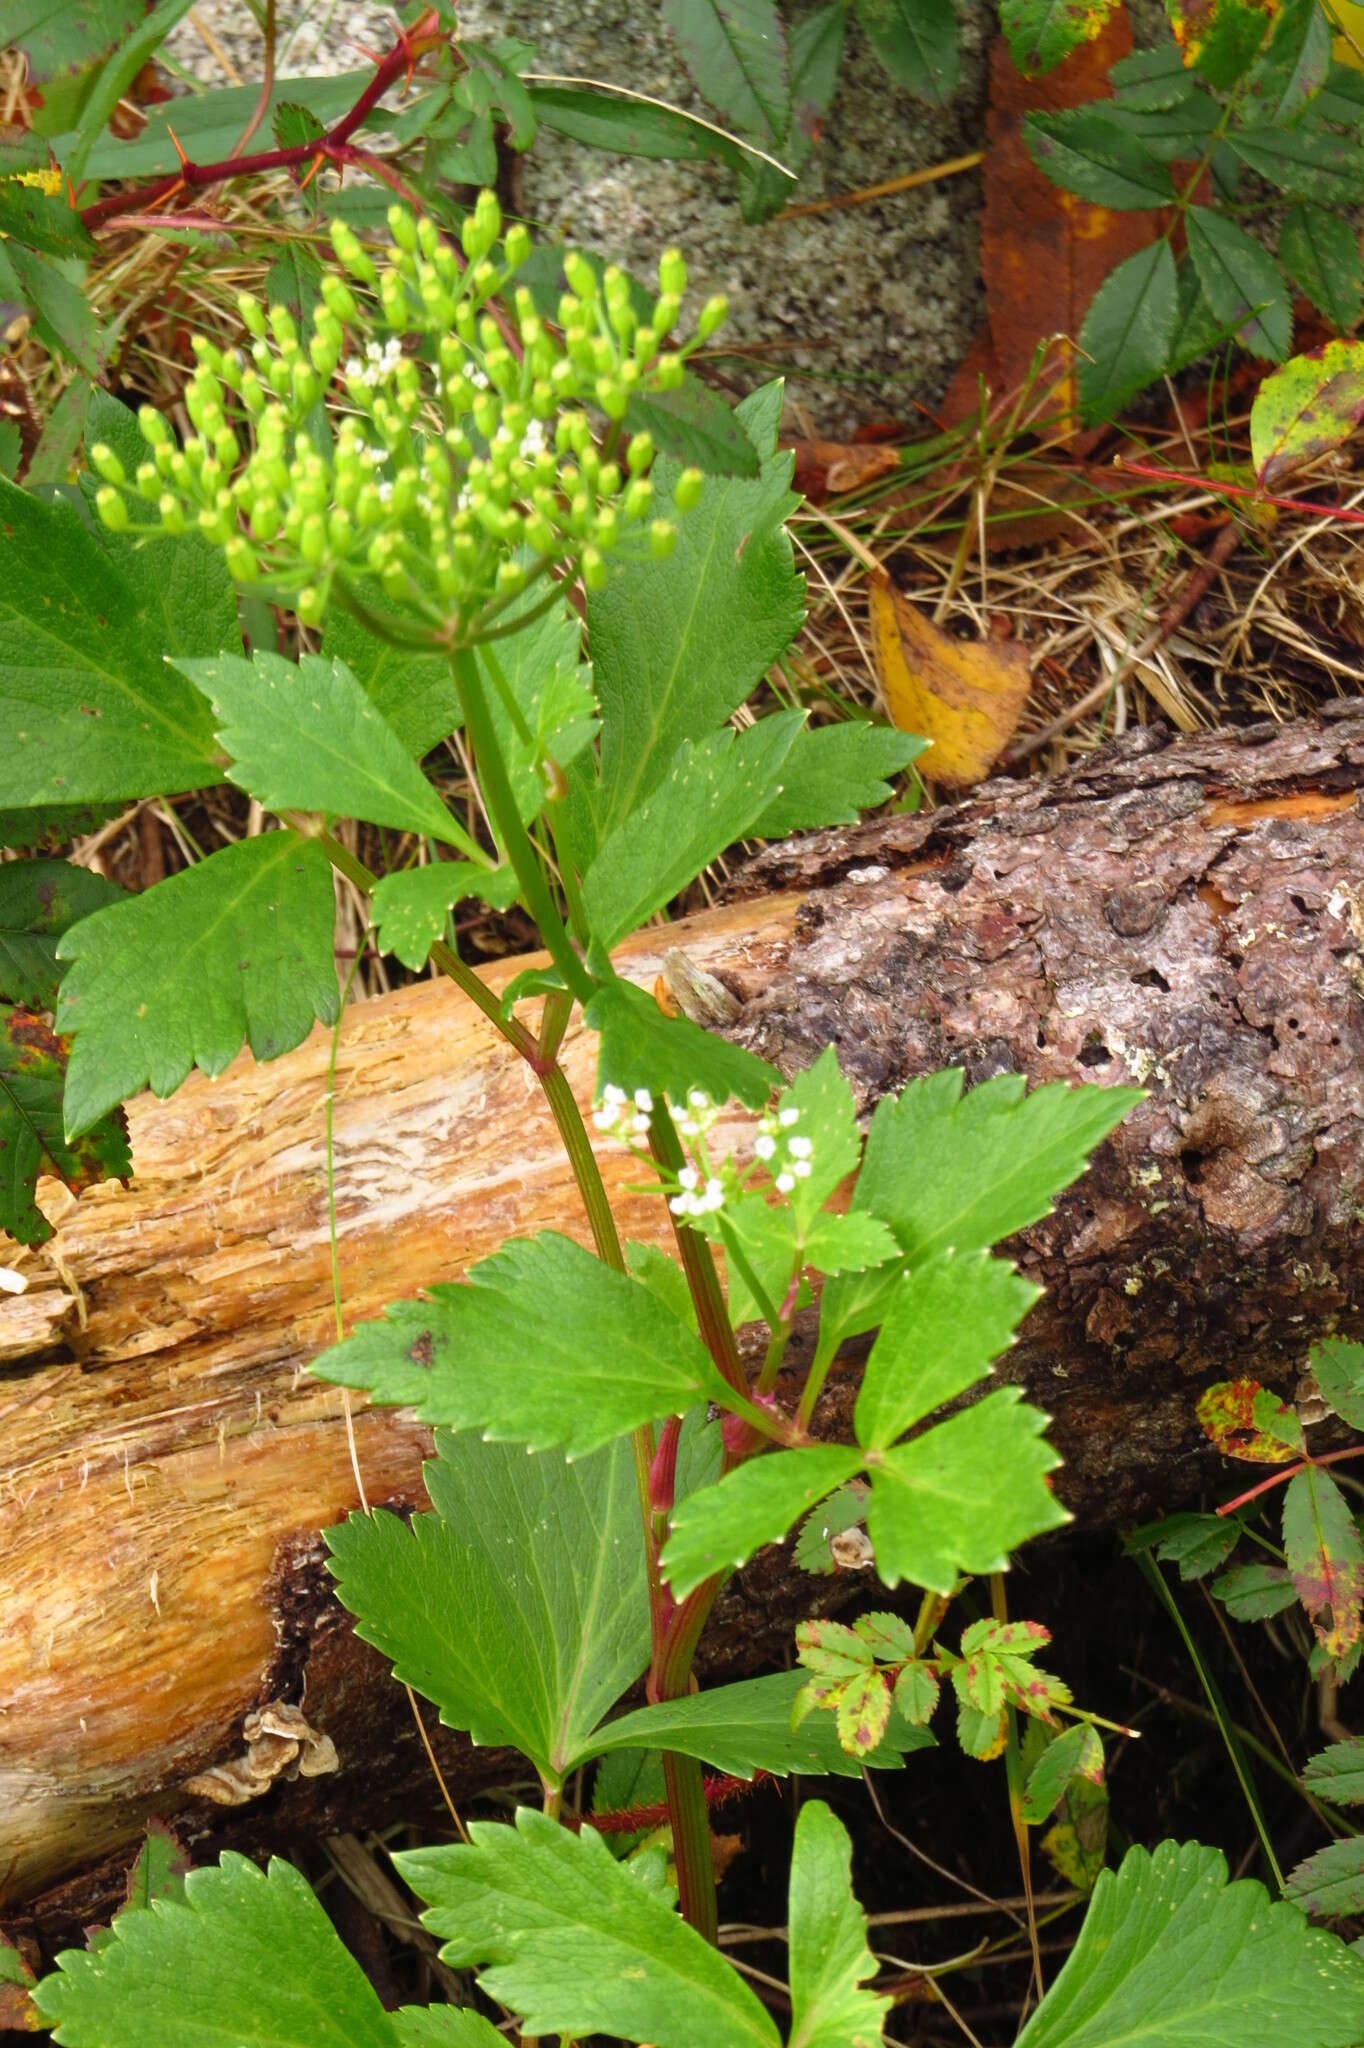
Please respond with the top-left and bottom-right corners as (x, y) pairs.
(647, 1108), (748, 1406)
(450, 645), (594, 1004)
(662, 1751), (719, 1944)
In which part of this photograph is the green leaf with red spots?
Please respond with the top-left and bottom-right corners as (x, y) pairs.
(1250, 341), (1364, 489)
(0, 859), (124, 1008)
(1286, 1837), (1364, 1919)
(794, 1617), (874, 1683)
(1197, 1378), (1304, 1462)
(1283, 1464), (1364, 1662)
(893, 1660), (940, 1726)
(957, 1700), (1007, 1760)
(1210, 1561), (1298, 1620)
(0, 1005), (129, 1244)
(834, 1667), (892, 1757)
(1000, 0), (1120, 76)
(950, 1618), (1072, 1726)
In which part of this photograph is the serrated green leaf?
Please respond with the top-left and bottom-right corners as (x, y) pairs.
(174, 651), (480, 856)
(1015, 1837), (1364, 2047)
(1286, 1837), (1364, 1919)
(787, 1801), (889, 2048)
(867, 1389), (1068, 1592)
(1304, 1738), (1364, 1806)
(397, 1809), (781, 2048)
(584, 973), (778, 1111)
(1278, 208), (1364, 333)
(662, 1446), (864, 1599)
(1284, 1464), (1364, 1660)
(1310, 1336), (1364, 1428)
(1151, 1510), (1244, 1580)
(1078, 239), (1179, 420)
(751, 721), (924, 838)
(1242, 0), (1332, 122)
(1210, 1560), (1297, 1620)
(1025, 107), (1177, 207)
(12, 0), (143, 80)
(1308, 56), (1364, 126)
(82, 392), (241, 666)
(55, 832), (338, 1136)
(1022, 1723), (1104, 1825)
(0, 1005), (129, 1243)
(1197, 1377), (1304, 1461)
(820, 1071), (1138, 1366)
(835, 1667), (893, 1758)
(327, 1433), (648, 1783)
(312, 1230), (730, 1455)
(1167, 0), (1278, 88)
(264, 241), (324, 327)
(854, 1249), (1039, 1452)
(739, 0), (845, 217)
(802, 1210), (899, 1279)
(582, 713), (802, 951)
(527, 83), (748, 167)
(273, 98), (327, 153)
(0, 859), (123, 1006)
(0, 179), (93, 257)
(392, 2007), (506, 2047)
(1110, 44), (1198, 108)
(1185, 204), (1291, 361)
(1002, 0), (1117, 72)
(664, 0), (789, 142)
(322, 595), (462, 758)
(856, 0), (959, 99)
(1250, 340), (1364, 488)
(794, 1479), (870, 1574)
(0, 475), (223, 807)
(585, 382), (804, 848)
(582, 1667), (930, 1779)
(1230, 123), (1364, 204)
(33, 1852), (402, 2047)
(770, 1045), (862, 1231)
(122, 1820), (190, 1914)
(371, 863), (520, 970)
(626, 375), (765, 479)
(9, 245), (99, 373)
(476, 593), (597, 826)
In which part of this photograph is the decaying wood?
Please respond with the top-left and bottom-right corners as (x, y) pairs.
(4, 709), (1364, 1937)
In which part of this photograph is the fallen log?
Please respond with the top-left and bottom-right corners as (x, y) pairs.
(4, 708), (1363, 1937)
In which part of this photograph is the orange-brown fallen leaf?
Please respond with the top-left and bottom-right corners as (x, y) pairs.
(869, 569), (1030, 787)
(788, 437), (903, 501)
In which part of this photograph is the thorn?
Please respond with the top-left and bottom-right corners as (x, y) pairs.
(298, 151), (325, 193)
(165, 122), (189, 169)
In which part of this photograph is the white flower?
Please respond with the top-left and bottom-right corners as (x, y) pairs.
(702, 1177), (724, 1210)
(678, 1166), (699, 1191)
(688, 1089), (710, 1110)
(592, 1107), (617, 1131)
(345, 357), (364, 381)
(633, 1088), (653, 1112)
(776, 1171), (796, 1194)
(792, 1159), (812, 1179)
(787, 1135), (813, 1159)
(376, 480), (393, 504)
(669, 1193), (689, 1215)
(778, 1106), (800, 1128)
(520, 419), (548, 460)
(679, 1117), (699, 1137)
(602, 1084), (627, 1106)
(753, 1132), (777, 1162)
(630, 1113), (650, 1135)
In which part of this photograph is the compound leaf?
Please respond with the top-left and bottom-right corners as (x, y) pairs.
(396, 1809), (780, 2048)
(322, 595), (462, 758)
(751, 721), (925, 837)
(371, 862), (521, 971)
(1197, 1378), (1304, 1462)
(787, 1801), (890, 2048)
(1024, 107), (1176, 208)
(1278, 207), (1364, 332)
(55, 832), (339, 1136)
(866, 1389), (1068, 1592)
(856, 0), (959, 102)
(0, 1006), (129, 1244)
(1185, 204), (1292, 361)
(327, 1434), (648, 1784)
(1014, 1838), (1364, 2048)
(1078, 240), (1179, 420)
(854, 1249), (1039, 1452)
(312, 1230), (730, 1455)
(584, 973), (779, 1111)
(1001, 0), (1117, 73)
(664, 0), (790, 144)
(33, 1852), (401, 2048)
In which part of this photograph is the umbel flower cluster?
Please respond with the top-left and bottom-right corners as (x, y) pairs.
(592, 1085), (814, 1221)
(89, 190), (727, 635)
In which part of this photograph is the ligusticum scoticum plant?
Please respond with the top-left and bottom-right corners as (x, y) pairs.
(7, 186), (1364, 2047)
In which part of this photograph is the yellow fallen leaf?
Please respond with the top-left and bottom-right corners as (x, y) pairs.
(869, 569), (1031, 788)
(1332, 0), (1364, 67)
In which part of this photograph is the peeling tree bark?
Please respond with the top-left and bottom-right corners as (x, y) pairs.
(4, 709), (1363, 1940)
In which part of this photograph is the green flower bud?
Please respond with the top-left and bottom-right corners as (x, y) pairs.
(674, 466), (704, 513)
(624, 476), (653, 521)
(268, 304), (299, 352)
(138, 404), (170, 449)
(218, 349), (244, 392)
(649, 518), (677, 561)
(158, 493), (186, 536)
(381, 560), (409, 601)
(298, 584), (326, 627)
(299, 512), (326, 564)
(504, 222), (531, 271)
(496, 557), (526, 594)
(388, 204), (419, 254)
(309, 332), (340, 380)
(90, 443), (126, 487)
(525, 511), (555, 554)
(652, 292), (681, 336)
(473, 393), (499, 442)
(321, 273), (359, 324)
(224, 535), (258, 581)
(239, 369), (266, 416)
(330, 221), (378, 286)
(550, 359), (578, 399)
(557, 293), (580, 331)
(598, 462), (621, 500)
(656, 352), (685, 390)
(581, 545), (607, 591)
(328, 508), (353, 548)
(95, 485), (129, 531)
(267, 356), (292, 399)
(658, 247), (687, 298)
(696, 293), (728, 340)
(238, 294), (268, 338)
(595, 505), (618, 549)
(563, 249), (598, 302)
(632, 324), (659, 366)
(135, 460), (160, 499)
(214, 427), (240, 468)
(380, 271), (408, 332)
(595, 376), (627, 422)
(249, 495), (280, 542)
(292, 362), (320, 410)
(462, 189), (501, 264)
